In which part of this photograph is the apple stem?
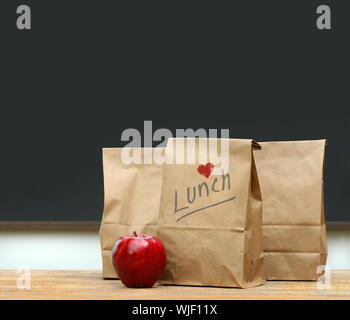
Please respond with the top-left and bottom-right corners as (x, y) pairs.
(132, 231), (137, 237)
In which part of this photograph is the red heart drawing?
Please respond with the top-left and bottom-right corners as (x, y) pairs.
(197, 162), (214, 178)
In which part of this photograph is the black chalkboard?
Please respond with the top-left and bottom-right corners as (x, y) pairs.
(0, 1), (348, 222)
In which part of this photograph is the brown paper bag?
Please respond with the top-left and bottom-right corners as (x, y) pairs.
(254, 140), (327, 280)
(99, 148), (163, 278)
(157, 138), (265, 288)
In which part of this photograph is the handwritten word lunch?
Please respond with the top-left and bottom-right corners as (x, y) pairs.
(174, 170), (235, 222)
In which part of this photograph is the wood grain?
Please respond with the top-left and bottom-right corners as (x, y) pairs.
(0, 270), (349, 300)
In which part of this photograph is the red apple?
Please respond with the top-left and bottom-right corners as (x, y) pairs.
(111, 231), (166, 288)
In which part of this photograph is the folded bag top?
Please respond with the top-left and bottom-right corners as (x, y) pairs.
(157, 138), (265, 288)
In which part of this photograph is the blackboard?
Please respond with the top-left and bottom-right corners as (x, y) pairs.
(0, 1), (349, 222)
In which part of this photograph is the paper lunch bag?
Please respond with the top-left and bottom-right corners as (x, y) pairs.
(157, 138), (265, 288)
(99, 148), (163, 278)
(254, 140), (327, 280)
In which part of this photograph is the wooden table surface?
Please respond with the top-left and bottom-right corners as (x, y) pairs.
(0, 270), (349, 300)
